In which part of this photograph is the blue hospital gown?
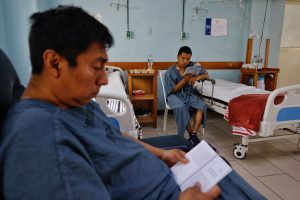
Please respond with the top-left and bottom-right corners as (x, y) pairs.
(0, 99), (180, 199)
(164, 62), (207, 135)
(0, 99), (267, 200)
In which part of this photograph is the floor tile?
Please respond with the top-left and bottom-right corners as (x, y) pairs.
(258, 174), (300, 200)
(266, 155), (300, 182)
(141, 126), (158, 138)
(210, 120), (233, 135)
(235, 155), (283, 177)
(230, 161), (282, 200)
(286, 136), (300, 145)
(217, 148), (234, 162)
(265, 138), (289, 144)
(156, 130), (178, 136)
(269, 141), (300, 154)
(157, 114), (176, 128)
(213, 138), (238, 148)
(248, 141), (285, 158)
(204, 127), (230, 141)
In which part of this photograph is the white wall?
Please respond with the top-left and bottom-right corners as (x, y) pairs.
(0, 3), (7, 53)
(280, 3), (300, 47)
(249, 0), (284, 67)
(278, 1), (300, 87)
(0, 0), (37, 84)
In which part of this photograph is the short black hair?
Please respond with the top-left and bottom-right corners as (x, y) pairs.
(29, 5), (114, 74)
(177, 46), (192, 56)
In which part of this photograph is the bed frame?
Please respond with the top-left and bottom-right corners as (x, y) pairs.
(95, 66), (140, 138)
(197, 80), (300, 159)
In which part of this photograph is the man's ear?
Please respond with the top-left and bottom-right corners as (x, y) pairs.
(43, 49), (62, 78)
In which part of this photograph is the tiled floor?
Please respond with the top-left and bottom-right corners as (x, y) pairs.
(141, 111), (300, 200)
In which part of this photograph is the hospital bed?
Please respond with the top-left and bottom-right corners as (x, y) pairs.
(95, 66), (142, 138)
(194, 79), (300, 159)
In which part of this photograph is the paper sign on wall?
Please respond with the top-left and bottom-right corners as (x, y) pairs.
(205, 18), (227, 36)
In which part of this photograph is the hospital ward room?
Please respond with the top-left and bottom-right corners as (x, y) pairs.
(1, 0), (300, 199)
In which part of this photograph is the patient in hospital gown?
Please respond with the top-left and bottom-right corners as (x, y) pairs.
(164, 46), (208, 146)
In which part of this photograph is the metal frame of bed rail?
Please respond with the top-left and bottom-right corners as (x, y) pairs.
(197, 80), (300, 159)
(198, 79), (228, 116)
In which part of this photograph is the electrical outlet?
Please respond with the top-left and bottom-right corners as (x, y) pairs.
(180, 32), (187, 40)
(126, 30), (134, 39)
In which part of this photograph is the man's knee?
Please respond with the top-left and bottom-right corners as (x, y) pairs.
(173, 103), (188, 113)
(196, 109), (203, 115)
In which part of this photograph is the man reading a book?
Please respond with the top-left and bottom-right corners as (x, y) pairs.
(0, 6), (223, 200)
(164, 46), (209, 146)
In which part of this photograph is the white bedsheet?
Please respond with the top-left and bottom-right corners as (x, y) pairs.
(194, 79), (270, 103)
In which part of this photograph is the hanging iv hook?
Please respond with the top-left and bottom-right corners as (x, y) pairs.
(193, 7), (208, 14)
(110, 0), (127, 11)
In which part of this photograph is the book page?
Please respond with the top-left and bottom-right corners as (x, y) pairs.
(171, 140), (232, 192)
(182, 66), (195, 76)
(183, 65), (203, 76)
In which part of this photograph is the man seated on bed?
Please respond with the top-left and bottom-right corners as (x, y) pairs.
(0, 6), (221, 200)
(164, 46), (209, 146)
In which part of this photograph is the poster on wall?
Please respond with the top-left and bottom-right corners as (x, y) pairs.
(205, 18), (227, 36)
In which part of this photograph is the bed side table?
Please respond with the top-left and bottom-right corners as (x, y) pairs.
(128, 69), (157, 128)
(240, 68), (280, 91)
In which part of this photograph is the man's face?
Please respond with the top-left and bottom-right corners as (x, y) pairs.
(56, 43), (108, 108)
(177, 52), (192, 69)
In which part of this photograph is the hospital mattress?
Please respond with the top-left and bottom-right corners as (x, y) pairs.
(195, 79), (270, 103)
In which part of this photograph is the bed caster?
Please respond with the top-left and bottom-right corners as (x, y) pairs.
(233, 144), (248, 159)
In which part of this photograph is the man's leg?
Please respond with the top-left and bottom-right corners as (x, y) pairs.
(183, 110), (201, 147)
(188, 96), (207, 147)
(218, 170), (267, 199)
(173, 103), (190, 136)
(192, 110), (203, 133)
(186, 109), (203, 147)
(186, 120), (192, 134)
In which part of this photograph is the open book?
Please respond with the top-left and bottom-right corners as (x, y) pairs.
(182, 65), (202, 76)
(171, 140), (232, 192)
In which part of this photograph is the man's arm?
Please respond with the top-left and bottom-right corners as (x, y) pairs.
(122, 132), (188, 166)
(191, 72), (209, 83)
(173, 72), (208, 91)
(172, 74), (193, 93)
(190, 63), (209, 83)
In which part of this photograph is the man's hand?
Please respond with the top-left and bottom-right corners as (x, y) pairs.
(188, 76), (199, 85)
(183, 73), (193, 83)
(160, 149), (188, 167)
(173, 74), (192, 93)
(178, 183), (221, 200)
(189, 72), (209, 85)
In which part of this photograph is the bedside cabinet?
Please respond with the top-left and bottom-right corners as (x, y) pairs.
(128, 70), (157, 128)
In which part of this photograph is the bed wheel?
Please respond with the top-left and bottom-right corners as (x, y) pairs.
(233, 145), (247, 159)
